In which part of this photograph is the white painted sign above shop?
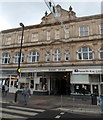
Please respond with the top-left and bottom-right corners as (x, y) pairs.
(22, 68), (72, 72)
(73, 69), (103, 74)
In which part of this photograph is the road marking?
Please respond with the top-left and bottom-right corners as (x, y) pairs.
(55, 115), (61, 118)
(8, 106), (45, 112)
(2, 113), (26, 118)
(1, 108), (38, 116)
(60, 112), (64, 115)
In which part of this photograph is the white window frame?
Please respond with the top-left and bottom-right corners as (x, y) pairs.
(45, 52), (50, 62)
(28, 51), (39, 63)
(14, 52), (24, 63)
(99, 24), (103, 34)
(31, 33), (38, 41)
(47, 31), (50, 40)
(55, 30), (60, 39)
(18, 35), (24, 43)
(65, 28), (69, 39)
(2, 53), (10, 64)
(65, 50), (70, 61)
(6, 37), (11, 45)
(99, 47), (103, 59)
(77, 47), (93, 60)
(53, 49), (61, 61)
(79, 26), (89, 36)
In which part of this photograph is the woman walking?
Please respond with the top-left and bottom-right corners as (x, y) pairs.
(22, 84), (31, 105)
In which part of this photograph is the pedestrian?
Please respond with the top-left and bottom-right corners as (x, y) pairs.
(4, 84), (9, 96)
(2, 85), (5, 96)
(99, 95), (103, 112)
(22, 84), (31, 105)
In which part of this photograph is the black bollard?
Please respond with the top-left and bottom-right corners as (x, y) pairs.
(14, 85), (18, 103)
(14, 91), (17, 102)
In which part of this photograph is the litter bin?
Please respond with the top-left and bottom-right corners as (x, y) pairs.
(91, 94), (97, 105)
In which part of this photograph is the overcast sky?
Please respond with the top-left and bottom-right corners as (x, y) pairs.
(0, 0), (102, 31)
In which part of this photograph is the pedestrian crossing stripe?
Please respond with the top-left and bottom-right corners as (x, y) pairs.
(8, 106), (45, 112)
(1, 105), (45, 119)
(2, 107), (38, 116)
(2, 113), (26, 119)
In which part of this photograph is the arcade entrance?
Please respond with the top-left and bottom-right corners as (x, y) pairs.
(50, 72), (71, 95)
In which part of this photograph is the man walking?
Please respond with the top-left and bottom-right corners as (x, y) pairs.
(22, 84), (31, 105)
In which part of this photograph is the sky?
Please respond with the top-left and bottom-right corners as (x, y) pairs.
(0, 0), (103, 31)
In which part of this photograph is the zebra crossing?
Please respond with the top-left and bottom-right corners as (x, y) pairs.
(1, 105), (45, 119)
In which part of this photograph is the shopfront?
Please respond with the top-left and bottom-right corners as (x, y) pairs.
(19, 68), (72, 95)
(71, 69), (103, 96)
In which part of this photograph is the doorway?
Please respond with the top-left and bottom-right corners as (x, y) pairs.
(50, 72), (71, 95)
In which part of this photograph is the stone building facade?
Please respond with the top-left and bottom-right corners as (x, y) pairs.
(0, 5), (103, 95)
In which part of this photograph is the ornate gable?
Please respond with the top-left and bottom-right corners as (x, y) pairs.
(41, 5), (76, 25)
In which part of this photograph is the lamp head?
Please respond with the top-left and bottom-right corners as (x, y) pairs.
(20, 23), (24, 28)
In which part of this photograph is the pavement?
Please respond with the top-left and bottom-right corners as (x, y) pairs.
(0, 92), (102, 115)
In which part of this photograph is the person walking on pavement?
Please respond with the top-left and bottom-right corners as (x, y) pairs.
(22, 83), (31, 105)
(2, 85), (5, 96)
(99, 95), (103, 112)
(2, 84), (9, 97)
(4, 84), (9, 96)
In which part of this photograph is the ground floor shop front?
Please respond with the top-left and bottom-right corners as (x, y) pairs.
(1, 68), (103, 96)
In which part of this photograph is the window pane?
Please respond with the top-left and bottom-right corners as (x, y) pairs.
(83, 53), (88, 59)
(89, 53), (93, 59)
(82, 47), (87, 52)
(78, 53), (81, 59)
(100, 52), (103, 59)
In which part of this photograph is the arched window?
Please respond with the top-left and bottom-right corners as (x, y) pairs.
(78, 47), (93, 60)
(28, 51), (39, 62)
(2, 53), (10, 64)
(65, 50), (70, 61)
(99, 47), (103, 59)
(14, 52), (24, 63)
(53, 49), (61, 61)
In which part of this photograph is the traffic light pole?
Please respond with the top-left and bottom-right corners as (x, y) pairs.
(15, 23), (24, 103)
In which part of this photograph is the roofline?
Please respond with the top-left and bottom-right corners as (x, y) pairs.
(1, 14), (103, 34)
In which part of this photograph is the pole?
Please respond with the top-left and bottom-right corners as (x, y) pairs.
(15, 23), (24, 103)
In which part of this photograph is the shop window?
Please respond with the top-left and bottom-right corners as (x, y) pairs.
(74, 84), (90, 94)
(35, 84), (39, 90)
(10, 81), (13, 87)
(30, 80), (34, 89)
(40, 78), (47, 90)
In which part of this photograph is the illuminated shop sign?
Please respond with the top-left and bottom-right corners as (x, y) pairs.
(73, 69), (103, 74)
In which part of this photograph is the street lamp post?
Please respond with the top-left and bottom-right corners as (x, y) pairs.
(15, 23), (24, 103)
(17, 23), (24, 76)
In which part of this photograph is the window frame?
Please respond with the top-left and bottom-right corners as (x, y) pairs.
(77, 47), (93, 60)
(79, 26), (89, 36)
(99, 47), (103, 59)
(99, 24), (103, 34)
(2, 53), (10, 64)
(53, 49), (61, 62)
(14, 52), (24, 63)
(28, 51), (39, 63)
(55, 29), (60, 39)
